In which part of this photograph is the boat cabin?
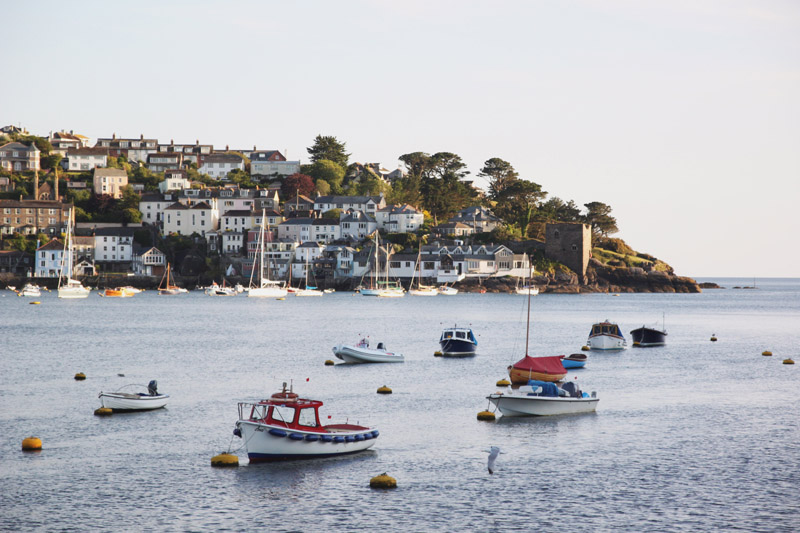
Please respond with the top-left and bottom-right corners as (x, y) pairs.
(590, 322), (623, 338)
(439, 327), (477, 345)
(238, 395), (325, 432)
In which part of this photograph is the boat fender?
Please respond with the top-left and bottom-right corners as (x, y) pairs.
(305, 434), (320, 442)
(333, 436), (345, 443)
(94, 407), (113, 416)
(582, 392), (589, 398)
(233, 428), (242, 438)
(371, 430), (380, 438)
(268, 428), (288, 438)
(288, 433), (304, 441)
(345, 435), (355, 442)
(354, 434), (365, 441)
(319, 435), (333, 442)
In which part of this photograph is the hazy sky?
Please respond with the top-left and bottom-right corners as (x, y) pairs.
(4, 1), (799, 277)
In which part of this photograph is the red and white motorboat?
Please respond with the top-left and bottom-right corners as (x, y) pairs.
(233, 383), (379, 462)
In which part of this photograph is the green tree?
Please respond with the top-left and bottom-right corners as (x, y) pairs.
(307, 135), (350, 168)
(227, 168), (255, 187)
(40, 153), (62, 171)
(419, 152), (477, 221)
(322, 208), (341, 219)
(492, 179), (547, 238)
(18, 135), (52, 154)
(316, 179), (331, 195)
(480, 158), (519, 198)
(305, 159), (345, 194)
(583, 201), (618, 238)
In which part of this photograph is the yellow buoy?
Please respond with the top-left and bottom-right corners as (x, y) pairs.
(94, 407), (113, 416)
(496, 379), (511, 387)
(762, 351), (772, 356)
(477, 410), (496, 421)
(710, 336), (717, 342)
(377, 385), (392, 394)
(30, 301), (41, 305)
(22, 437), (42, 451)
(211, 453), (239, 467)
(370, 473), (397, 489)
(324, 359), (335, 366)
(783, 358), (795, 365)
(433, 351), (443, 357)
(276, 297), (285, 301)
(74, 372), (86, 380)
(581, 345), (590, 351)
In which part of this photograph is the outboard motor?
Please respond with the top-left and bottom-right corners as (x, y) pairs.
(148, 380), (158, 396)
(377, 342), (385, 350)
(561, 381), (579, 398)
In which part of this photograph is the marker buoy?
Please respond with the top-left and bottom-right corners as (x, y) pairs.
(495, 379), (510, 387)
(30, 301), (41, 305)
(762, 351), (772, 356)
(94, 407), (112, 416)
(74, 372), (86, 381)
(433, 351), (443, 357)
(22, 437), (42, 451)
(211, 453), (239, 467)
(377, 385), (392, 394)
(477, 410), (496, 421)
(370, 473), (397, 489)
(324, 359), (335, 366)
(710, 336), (717, 342)
(783, 358), (795, 365)
(276, 297), (285, 301)
(581, 345), (590, 351)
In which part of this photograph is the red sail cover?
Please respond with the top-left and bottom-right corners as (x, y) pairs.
(511, 355), (567, 375)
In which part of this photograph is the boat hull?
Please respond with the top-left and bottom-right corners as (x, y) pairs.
(99, 392), (169, 411)
(439, 338), (477, 357)
(237, 421), (377, 462)
(487, 394), (599, 416)
(438, 287), (458, 295)
(409, 288), (438, 296)
(58, 286), (90, 299)
(587, 334), (627, 350)
(630, 327), (667, 347)
(332, 345), (404, 363)
(507, 365), (566, 384)
(515, 286), (539, 295)
(295, 289), (323, 297)
(359, 288), (381, 296)
(562, 359), (586, 369)
(248, 287), (288, 298)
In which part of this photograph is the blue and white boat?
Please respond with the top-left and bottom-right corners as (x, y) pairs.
(560, 353), (587, 369)
(439, 326), (477, 357)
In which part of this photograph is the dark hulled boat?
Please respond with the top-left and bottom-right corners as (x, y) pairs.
(630, 326), (667, 347)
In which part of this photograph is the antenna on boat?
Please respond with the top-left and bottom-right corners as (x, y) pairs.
(524, 263), (532, 357)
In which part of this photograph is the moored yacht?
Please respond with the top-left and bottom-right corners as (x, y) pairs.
(587, 320), (627, 350)
(439, 326), (477, 357)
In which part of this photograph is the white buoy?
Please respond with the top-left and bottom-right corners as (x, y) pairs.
(487, 446), (503, 474)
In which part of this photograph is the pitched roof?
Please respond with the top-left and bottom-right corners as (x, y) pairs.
(202, 153), (243, 164)
(378, 204), (422, 215)
(0, 141), (38, 153)
(315, 195), (382, 205)
(221, 210), (255, 217)
(37, 239), (64, 251)
(67, 147), (108, 156)
(93, 168), (128, 178)
(94, 227), (135, 237)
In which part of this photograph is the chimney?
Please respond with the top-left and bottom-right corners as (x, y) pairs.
(140, 134), (144, 140)
(170, 139), (174, 145)
(225, 144), (229, 151)
(112, 133), (116, 140)
(196, 140), (199, 146)
(70, 130), (74, 135)
(253, 145), (256, 151)
(34, 170), (39, 200)
(54, 165), (59, 201)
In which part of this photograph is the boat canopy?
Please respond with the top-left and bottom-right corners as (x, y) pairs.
(440, 328), (477, 345)
(590, 322), (622, 337)
(527, 380), (560, 397)
(511, 355), (566, 375)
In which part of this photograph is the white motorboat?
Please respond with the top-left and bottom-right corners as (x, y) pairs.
(587, 320), (627, 350)
(438, 285), (458, 295)
(234, 383), (379, 462)
(205, 282), (236, 296)
(98, 381), (169, 411)
(18, 283), (41, 297)
(296, 288), (323, 296)
(487, 380), (599, 417)
(332, 338), (404, 363)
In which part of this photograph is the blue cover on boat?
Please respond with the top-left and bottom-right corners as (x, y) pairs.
(354, 434), (365, 441)
(333, 436), (345, 443)
(288, 433), (304, 440)
(371, 430), (380, 438)
(268, 428), (287, 437)
(527, 380), (559, 397)
(319, 435), (333, 442)
(345, 435), (355, 442)
(305, 434), (320, 441)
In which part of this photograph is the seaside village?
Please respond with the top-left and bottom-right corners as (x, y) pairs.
(0, 126), (593, 291)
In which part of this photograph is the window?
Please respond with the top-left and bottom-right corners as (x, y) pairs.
(571, 244), (578, 251)
(390, 261), (401, 268)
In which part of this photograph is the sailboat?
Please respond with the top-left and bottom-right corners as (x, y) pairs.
(486, 265), (600, 416)
(57, 208), (90, 299)
(248, 209), (288, 298)
(158, 263), (185, 295)
(359, 234), (383, 296)
(296, 251), (323, 297)
(515, 276), (539, 295)
(377, 244), (404, 297)
(408, 249), (437, 296)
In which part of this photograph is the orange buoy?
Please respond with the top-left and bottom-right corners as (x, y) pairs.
(370, 473), (397, 489)
(477, 410), (496, 421)
(22, 437), (42, 451)
(377, 385), (392, 394)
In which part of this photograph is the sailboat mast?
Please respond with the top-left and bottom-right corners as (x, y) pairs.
(524, 263), (532, 356)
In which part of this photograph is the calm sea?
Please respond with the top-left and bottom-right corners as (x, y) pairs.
(1, 278), (798, 532)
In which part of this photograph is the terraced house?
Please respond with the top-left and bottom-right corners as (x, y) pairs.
(0, 141), (40, 172)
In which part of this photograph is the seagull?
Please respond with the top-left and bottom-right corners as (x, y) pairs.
(487, 446), (502, 474)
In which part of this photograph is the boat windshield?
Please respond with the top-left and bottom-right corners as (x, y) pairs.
(268, 405), (296, 426)
(297, 407), (319, 427)
(357, 338), (369, 348)
(443, 331), (453, 339)
(456, 331), (466, 339)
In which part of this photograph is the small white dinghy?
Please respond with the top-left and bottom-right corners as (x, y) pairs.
(487, 380), (598, 417)
(332, 338), (404, 363)
(98, 380), (169, 411)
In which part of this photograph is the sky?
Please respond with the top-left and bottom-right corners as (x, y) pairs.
(3, 0), (799, 277)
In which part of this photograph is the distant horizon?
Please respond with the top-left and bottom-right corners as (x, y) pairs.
(3, 1), (798, 277)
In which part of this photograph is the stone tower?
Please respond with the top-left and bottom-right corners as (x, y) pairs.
(545, 223), (592, 281)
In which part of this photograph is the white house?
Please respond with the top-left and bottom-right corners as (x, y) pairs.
(93, 227), (135, 269)
(146, 152), (183, 173)
(291, 241), (325, 280)
(250, 150), (300, 177)
(449, 206), (501, 233)
(138, 193), (178, 225)
(221, 231), (246, 255)
(339, 210), (377, 241)
(163, 201), (217, 236)
(199, 153), (244, 179)
(132, 246), (166, 276)
(313, 195), (386, 218)
(93, 168), (128, 199)
(66, 147), (108, 171)
(376, 204), (424, 233)
(159, 170), (191, 193)
(35, 239), (65, 277)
